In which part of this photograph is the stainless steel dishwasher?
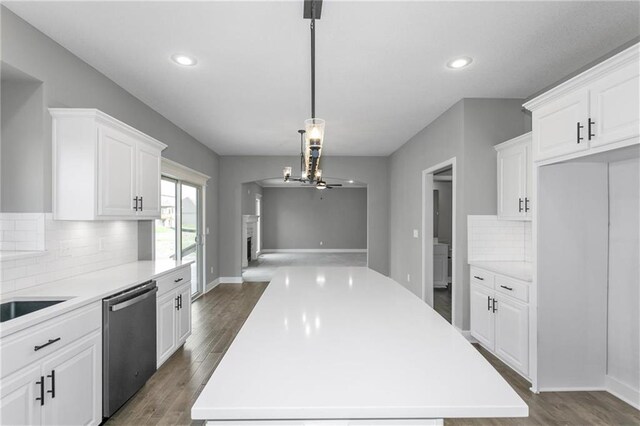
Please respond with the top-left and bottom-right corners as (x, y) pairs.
(102, 280), (158, 418)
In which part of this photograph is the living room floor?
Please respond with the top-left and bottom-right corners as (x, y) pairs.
(242, 252), (367, 282)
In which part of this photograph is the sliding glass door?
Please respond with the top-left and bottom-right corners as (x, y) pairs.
(155, 177), (204, 298)
(181, 183), (202, 297)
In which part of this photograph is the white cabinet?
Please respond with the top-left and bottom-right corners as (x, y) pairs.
(494, 297), (529, 375)
(469, 267), (530, 377)
(97, 125), (137, 217)
(0, 365), (42, 426)
(495, 133), (532, 220)
(176, 284), (192, 344)
(470, 283), (495, 348)
(157, 291), (178, 365)
(0, 304), (102, 426)
(525, 43), (639, 163)
(433, 243), (449, 289)
(589, 60), (640, 148)
(41, 332), (102, 426)
(50, 108), (167, 220)
(156, 278), (192, 368)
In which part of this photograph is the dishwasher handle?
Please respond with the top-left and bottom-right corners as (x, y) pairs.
(109, 287), (157, 312)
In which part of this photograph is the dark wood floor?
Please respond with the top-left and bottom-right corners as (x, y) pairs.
(106, 282), (639, 426)
(434, 285), (452, 323)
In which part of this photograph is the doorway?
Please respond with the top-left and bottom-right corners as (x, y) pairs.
(155, 177), (204, 298)
(422, 158), (457, 326)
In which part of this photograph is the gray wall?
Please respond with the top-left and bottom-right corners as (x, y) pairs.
(262, 187), (367, 250)
(241, 182), (263, 216)
(1, 72), (44, 211)
(389, 98), (529, 330)
(218, 156), (389, 278)
(1, 8), (221, 284)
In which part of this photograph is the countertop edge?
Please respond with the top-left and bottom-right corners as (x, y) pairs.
(0, 260), (194, 338)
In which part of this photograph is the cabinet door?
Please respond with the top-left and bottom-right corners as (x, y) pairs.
(532, 88), (589, 161)
(41, 331), (101, 426)
(136, 141), (162, 218)
(470, 283), (495, 350)
(497, 143), (526, 220)
(0, 365), (42, 426)
(495, 296), (529, 376)
(97, 125), (136, 217)
(589, 60), (640, 148)
(176, 283), (192, 345)
(157, 291), (178, 367)
(433, 254), (447, 288)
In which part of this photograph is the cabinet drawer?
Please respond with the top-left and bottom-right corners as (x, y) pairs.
(495, 275), (529, 303)
(470, 267), (494, 289)
(156, 266), (191, 297)
(1, 303), (101, 379)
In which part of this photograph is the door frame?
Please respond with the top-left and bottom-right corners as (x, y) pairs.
(421, 157), (457, 327)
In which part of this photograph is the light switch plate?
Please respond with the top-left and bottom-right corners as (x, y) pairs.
(413, 229), (419, 238)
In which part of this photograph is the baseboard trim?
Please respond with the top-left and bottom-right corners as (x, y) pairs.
(606, 375), (640, 409)
(261, 249), (367, 253)
(218, 276), (243, 284)
(456, 328), (478, 343)
(539, 386), (606, 392)
(204, 278), (221, 294)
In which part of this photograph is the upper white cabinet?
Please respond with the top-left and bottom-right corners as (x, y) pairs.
(50, 109), (166, 220)
(525, 43), (639, 163)
(495, 133), (532, 220)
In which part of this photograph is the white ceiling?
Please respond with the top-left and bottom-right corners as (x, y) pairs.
(5, 1), (639, 156)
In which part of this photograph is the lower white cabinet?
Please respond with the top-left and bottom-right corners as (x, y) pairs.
(470, 268), (530, 378)
(157, 281), (192, 367)
(0, 306), (102, 426)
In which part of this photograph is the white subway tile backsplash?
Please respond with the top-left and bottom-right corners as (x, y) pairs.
(468, 215), (532, 262)
(0, 213), (137, 295)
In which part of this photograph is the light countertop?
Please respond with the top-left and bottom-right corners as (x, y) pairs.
(469, 261), (533, 282)
(0, 259), (193, 338)
(192, 267), (528, 422)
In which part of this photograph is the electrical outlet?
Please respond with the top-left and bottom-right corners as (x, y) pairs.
(206, 227), (210, 235)
(210, 267), (214, 274)
(413, 229), (419, 238)
(407, 273), (411, 282)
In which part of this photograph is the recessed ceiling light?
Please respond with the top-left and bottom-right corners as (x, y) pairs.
(171, 54), (197, 67)
(447, 56), (473, 69)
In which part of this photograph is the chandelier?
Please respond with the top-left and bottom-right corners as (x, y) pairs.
(283, 0), (327, 188)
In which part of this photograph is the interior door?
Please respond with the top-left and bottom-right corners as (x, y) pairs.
(97, 125), (136, 217)
(495, 296), (529, 376)
(532, 88), (589, 161)
(181, 183), (203, 297)
(497, 144), (526, 219)
(470, 283), (495, 350)
(136, 142), (162, 218)
(41, 332), (101, 426)
(0, 364), (42, 426)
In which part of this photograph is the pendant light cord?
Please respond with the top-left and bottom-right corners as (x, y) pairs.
(310, 18), (316, 119)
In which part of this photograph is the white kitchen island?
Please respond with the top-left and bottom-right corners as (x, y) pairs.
(192, 267), (528, 425)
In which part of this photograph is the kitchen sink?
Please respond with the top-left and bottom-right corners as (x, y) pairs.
(0, 300), (66, 323)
